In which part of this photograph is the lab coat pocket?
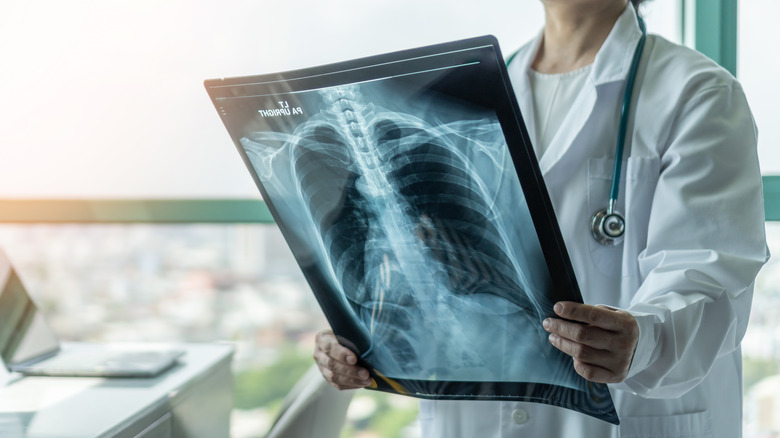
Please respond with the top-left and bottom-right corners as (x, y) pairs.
(587, 157), (660, 278)
(619, 410), (713, 438)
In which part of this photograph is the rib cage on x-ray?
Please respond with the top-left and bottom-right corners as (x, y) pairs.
(242, 85), (553, 381)
(211, 36), (619, 424)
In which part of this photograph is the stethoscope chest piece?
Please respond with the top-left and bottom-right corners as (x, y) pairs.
(591, 208), (625, 246)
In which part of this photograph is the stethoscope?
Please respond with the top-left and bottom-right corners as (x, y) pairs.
(507, 15), (647, 246)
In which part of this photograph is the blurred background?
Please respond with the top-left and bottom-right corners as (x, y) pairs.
(1, 1), (778, 437)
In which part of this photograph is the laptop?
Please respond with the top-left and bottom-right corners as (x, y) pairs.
(0, 248), (184, 378)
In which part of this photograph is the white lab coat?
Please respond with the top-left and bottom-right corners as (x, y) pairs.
(419, 4), (769, 438)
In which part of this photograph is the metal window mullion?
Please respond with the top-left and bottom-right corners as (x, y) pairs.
(685, 0), (738, 76)
(764, 176), (780, 222)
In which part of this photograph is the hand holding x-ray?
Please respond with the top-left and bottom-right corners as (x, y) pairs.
(544, 302), (639, 383)
(314, 330), (372, 390)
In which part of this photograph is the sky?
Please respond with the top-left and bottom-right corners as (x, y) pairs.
(2, 0), (767, 200)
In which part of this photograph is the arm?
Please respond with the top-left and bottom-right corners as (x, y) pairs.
(615, 82), (768, 398)
(546, 82), (768, 396)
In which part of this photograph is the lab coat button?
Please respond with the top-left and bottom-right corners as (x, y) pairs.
(512, 408), (528, 425)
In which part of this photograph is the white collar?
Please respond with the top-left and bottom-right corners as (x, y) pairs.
(511, 3), (644, 86)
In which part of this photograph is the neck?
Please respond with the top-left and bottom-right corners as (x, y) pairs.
(533, 0), (628, 74)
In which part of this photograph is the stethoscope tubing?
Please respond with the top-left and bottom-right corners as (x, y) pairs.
(609, 16), (647, 215)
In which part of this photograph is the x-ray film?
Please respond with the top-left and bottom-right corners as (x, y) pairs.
(205, 36), (618, 424)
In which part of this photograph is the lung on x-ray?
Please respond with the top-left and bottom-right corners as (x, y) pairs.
(205, 36), (619, 424)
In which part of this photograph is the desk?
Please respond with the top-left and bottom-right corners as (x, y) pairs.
(0, 343), (234, 438)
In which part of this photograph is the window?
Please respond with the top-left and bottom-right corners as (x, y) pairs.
(0, 1), (679, 199)
(0, 224), (337, 437)
(0, 2), (688, 437)
(739, 0), (780, 174)
(738, 1), (780, 435)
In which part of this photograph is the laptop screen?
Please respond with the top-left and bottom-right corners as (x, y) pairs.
(0, 249), (60, 367)
(205, 36), (618, 424)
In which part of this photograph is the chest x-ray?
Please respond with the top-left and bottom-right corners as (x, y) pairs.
(205, 36), (618, 424)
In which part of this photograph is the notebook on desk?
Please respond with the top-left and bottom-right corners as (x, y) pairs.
(0, 248), (184, 378)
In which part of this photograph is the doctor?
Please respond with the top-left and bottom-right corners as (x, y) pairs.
(313, 0), (769, 436)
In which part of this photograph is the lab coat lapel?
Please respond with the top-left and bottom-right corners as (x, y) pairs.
(523, 4), (644, 176)
(537, 85), (597, 175)
(508, 32), (598, 176)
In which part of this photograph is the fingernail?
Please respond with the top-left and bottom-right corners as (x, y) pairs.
(359, 370), (369, 379)
(554, 303), (563, 314)
(543, 319), (551, 329)
(347, 355), (356, 365)
(549, 333), (558, 343)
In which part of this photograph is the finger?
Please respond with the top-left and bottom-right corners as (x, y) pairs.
(317, 365), (372, 389)
(319, 368), (371, 390)
(543, 317), (614, 350)
(572, 358), (620, 384)
(548, 333), (620, 382)
(547, 332), (616, 370)
(314, 330), (372, 388)
(312, 347), (370, 380)
(547, 331), (634, 382)
(315, 330), (359, 366)
(553, 302), (624, 331)
(313, 348), (372, 389)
